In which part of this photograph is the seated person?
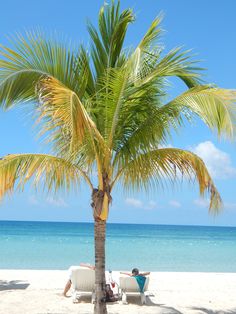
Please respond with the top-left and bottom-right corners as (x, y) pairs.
(120, 267), (150, 277)
(120, 268), (150, 292)
(63, 263), (95, 297)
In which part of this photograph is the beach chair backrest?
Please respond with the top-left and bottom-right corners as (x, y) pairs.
(119, 276), (149, 292)
(70, 268), (95, 292)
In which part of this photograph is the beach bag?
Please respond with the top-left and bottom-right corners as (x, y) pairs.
(105, 284), (115, 302)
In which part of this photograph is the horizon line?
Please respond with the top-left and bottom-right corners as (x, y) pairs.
(0, 219), (235, 228)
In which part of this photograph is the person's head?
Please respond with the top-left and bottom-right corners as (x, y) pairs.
(105, 284), (111, 291)
(131, 268), (139, 276)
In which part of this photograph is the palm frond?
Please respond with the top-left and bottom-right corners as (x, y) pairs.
(125, 12), (202, 89)
(128, 14), (163, 82)
(112, 103), (182, 168)
(138, 14), (164, 50)
(113, 148), (221, 214)
(0, 153), (93, 199)
(133, 47), (203, 88)
(91, 64), (165, 158)
(0, 66), (43, 109)
(0, 33), (93, 109)
(167, 86), (236, 138)
(0, 2), (234, 220)
(88, 0), (134, 79)
(36, 76), (105, 156)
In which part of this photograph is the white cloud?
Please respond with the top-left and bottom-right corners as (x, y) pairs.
(28, 195), (68, 207)
(46, 197), (68, 207)
(192, 141), (236, 179)
(169, 200), (181, 208)
(125, 198), (143, 208)
(144, 200), (157, 210)
(193, 198), (209, 208)
(125, 198), (157, 210)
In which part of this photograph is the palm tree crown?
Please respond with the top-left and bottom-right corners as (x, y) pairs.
(0, 2), (236, 313)
(0, 3), (235, 213)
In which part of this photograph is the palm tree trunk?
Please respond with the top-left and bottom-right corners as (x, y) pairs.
(94, 218), (107, 314)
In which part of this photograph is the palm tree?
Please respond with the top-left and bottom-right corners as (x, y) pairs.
(0, 2), (235, 313)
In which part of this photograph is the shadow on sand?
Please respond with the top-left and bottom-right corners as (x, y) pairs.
(106, 295), (184, 313)
(189, 307), (236, 314)
(0, 280), (30, 291)
(71, 294), (183, 313)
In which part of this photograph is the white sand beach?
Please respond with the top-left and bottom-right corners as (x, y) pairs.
(0, 270), (236, 314)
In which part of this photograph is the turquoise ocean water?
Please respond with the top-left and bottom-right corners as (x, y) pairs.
(0, 220), (235, 272)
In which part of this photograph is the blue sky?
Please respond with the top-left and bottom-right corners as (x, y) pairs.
(0, 0), (236, 226)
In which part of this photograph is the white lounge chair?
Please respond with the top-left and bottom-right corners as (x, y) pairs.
(119, 276), (150, 304)
(69, 266), (95, 303)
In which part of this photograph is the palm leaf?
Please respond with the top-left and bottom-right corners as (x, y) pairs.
(166, 86), (236, 138)
(0, 153), (93, 199)
(88, 0), (134, 79)
(113, 148), (222, 214)
(36, 76), (106, 157)
(133, 47), (202, 88)
(112, 104), (181, 168)
(0, 33), (93, 109)
(138, 14), (164, 50)
(126, 12), (202, 89)
(128, 14), (163, 82)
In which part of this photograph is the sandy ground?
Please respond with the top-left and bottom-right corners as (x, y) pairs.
(0, 269), (236, 314)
